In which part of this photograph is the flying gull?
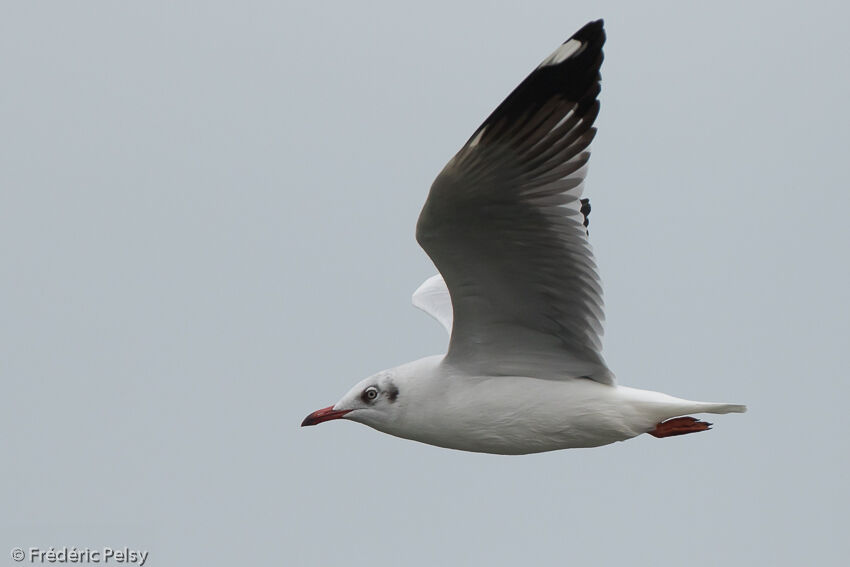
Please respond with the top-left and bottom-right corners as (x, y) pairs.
(302, 20), (746, 454)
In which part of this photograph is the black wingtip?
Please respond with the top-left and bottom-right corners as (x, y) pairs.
(471, 20), (606, 144)
(571, 19), (605, 43)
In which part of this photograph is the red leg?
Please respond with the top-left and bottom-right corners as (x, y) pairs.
(649, 416), (712, 438)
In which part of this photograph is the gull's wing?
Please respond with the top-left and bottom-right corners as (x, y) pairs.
(416, 20), (613, 384)
(412, 274), (453, 335)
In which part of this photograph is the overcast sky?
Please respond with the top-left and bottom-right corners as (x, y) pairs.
(2, 1), (848, 565)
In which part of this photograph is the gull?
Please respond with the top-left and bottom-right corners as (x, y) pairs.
(302, 20), (746, 454)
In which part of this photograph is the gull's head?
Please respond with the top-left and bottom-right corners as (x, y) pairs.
(301, 371), (402, 429)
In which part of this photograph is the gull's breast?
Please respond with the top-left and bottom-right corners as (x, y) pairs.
(396, 375), (646, 455)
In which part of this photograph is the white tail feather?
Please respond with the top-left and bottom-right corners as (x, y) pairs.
(616, 386), (747, 424)
(698, 403), (747, 415)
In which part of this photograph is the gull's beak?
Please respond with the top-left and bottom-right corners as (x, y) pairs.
(301, 405), (352, 427)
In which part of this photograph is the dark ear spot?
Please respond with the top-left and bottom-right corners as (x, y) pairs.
(387, 381), (399, 402)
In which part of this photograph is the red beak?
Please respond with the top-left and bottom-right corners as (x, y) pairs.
(301, 405), (352, 427)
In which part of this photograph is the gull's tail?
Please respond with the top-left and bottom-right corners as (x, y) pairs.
(696, 402), (747, 414)
(617, 386), (748, 433)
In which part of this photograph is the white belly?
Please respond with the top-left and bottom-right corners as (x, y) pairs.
(388, 376), (655, 455)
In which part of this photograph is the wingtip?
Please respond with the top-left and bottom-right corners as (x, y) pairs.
(542, 20), (605, 71)
(570, 19), (605, 43)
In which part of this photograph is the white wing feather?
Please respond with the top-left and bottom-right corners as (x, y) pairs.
(412, 274), (453, 335)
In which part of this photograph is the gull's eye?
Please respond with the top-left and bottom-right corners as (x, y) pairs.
(362, 386), (379, 403)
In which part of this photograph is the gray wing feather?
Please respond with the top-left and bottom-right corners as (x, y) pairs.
(416, 21), (613, 384)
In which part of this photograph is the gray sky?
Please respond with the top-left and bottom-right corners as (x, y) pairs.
(2, 1), (848, 565)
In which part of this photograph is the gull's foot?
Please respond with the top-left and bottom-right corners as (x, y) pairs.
(649, 416), (712, 438)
